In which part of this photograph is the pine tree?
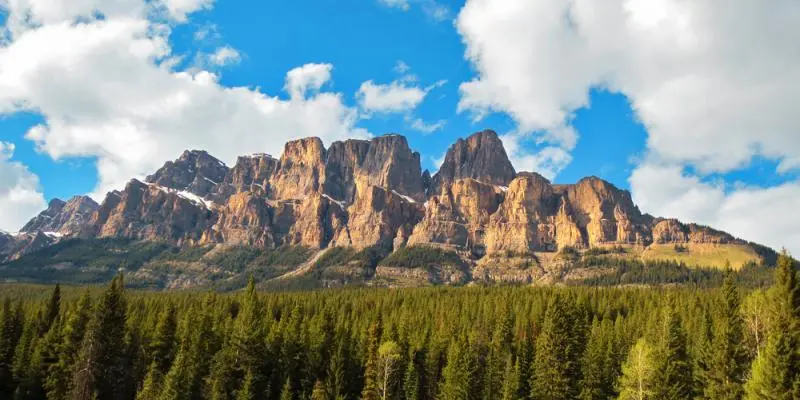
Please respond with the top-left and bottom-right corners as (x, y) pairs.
(617, 338), (655, 400)
(652, 303), (694, 400)
(704, 270), (747, 400)
(744, 252), (800, 399)
(39, 284), (61, 336)
(149, 305), (177, 374)
(45, 289), (91, 400)
(310, 380), (326, 400)
(280, 377), (293, 400)
(70, 275), (128, 400)
(136, 362), (164, 400)
(361, 318), (383, 400)
(235, 368), (256, 400)
(580, 319), (613, 400)
(500, 356), (518, 400)
(403, 356), (420, 400)
(438, 337), (475, 400)
(530, 295), (585, 400)
(0, 299), (23, 397)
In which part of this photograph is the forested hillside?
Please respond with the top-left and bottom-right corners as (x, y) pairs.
(0, 254), (798, 400)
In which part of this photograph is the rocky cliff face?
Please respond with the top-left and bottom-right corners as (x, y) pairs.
(146, 150), (228, 198)
(431, 130), (516, 195)
(6, 130), (766, 278)
(21, 196), (99, 235)
(214, 154), (277, 200)
(90, 180), (214, 245)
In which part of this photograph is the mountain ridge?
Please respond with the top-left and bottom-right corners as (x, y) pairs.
(0, 130), (776, 288)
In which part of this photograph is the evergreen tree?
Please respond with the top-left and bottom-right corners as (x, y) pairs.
(403, 356), (420, 400)
(235, 368), (256, 400)
(39, 284), (61, 336)
(310, 380), (326, 400)
(703, 270), (747, 400)
(45, 289), (91, 400)
(652, 303), (694, 400)
(0, 299), (23, 396)
(530, 295), (585, 400)
(580, 319), (613, 400)
(617, 338), (655, 400)
(500, 356), (518, 400)
(361, 318), (383, 400)
(70, 275), (129, 400)
(439, 337), (476, 400)
(149, 305), (178, 374)
(280, 377), (293, 400)
(744, 252), (800, 399)
(136, 363), (164, 400)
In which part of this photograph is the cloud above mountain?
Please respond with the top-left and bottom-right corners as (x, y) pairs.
(456, 0), (800, 253)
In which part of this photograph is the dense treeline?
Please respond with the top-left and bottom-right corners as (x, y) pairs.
(0, 254), (798, 400)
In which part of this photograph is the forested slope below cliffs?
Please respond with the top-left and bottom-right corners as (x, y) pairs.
(0, 130), (780, 289)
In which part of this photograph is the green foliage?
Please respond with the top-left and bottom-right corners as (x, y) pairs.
(379, 246), (464, 270)
(580, 257), (773, 288)
(0, 257), (797, 400)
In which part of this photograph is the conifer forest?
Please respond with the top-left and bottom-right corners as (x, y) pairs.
(0, 253), (798, 400)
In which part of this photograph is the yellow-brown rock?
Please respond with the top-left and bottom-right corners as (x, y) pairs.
(202, 192), (274, 247)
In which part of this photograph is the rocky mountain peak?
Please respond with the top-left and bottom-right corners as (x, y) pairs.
(21, 195), (99, 235)
(271, 137), (327, 200)
(214, 153), (279, 200)
(431, 129), (516, 195)
(146, 149), (228, 198)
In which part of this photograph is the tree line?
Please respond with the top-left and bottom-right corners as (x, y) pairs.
(0, 254), (798, 400)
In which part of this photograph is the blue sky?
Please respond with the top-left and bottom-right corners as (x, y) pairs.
(0, 0), (799, 253)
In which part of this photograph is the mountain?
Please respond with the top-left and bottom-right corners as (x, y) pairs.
(0, 130), (776, 288)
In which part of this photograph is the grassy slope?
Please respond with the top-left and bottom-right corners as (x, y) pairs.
(639, 243), (761, 270)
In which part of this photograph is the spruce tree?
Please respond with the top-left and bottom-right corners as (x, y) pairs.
(438, 337), (472, 400)
(70, 275), (128, 400)
(280, 377), (293, 400)
(580, 319), (613, 400)
(500, 356), (518, 400)
(744, 252), (800, 399)
(45, 289), (91, 400)
(0, 299), (23, 396)
(704, 270), (747, 400)
(361, 319), (383, 400)
(149, 305), (177, 374)
(136, 362), (164, 400)
(530, 295), (585, 400)
(652, 303), (694, 400)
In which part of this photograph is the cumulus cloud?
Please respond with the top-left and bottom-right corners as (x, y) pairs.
(631, 162), (800, 254)
(357, 80), (427, 114)
(208, 45), (240, 66)
(457, 0), (800, 251)
(410, 117), (446, 134)
(0, 1), (368, 199)
(0, 142), (47, 231)
(356, 77), (446, 114)
(284, 63), (334, 100)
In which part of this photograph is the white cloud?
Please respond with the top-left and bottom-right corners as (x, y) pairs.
(357, 80), (427, 114)
(410, 117), (446, 134)
(161, 0), (213, 22)
(457, 0), (800, 251)
(631, 163), (800, 255)
(0, 3), (368, 199)
(393, 60), (411, 75)
(208, 45), (240, 66)
(378, 0), (409, 11)
(284, 63), (333, 100)
(0, 142), (47, 231)
(500, 133), (572, 180)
